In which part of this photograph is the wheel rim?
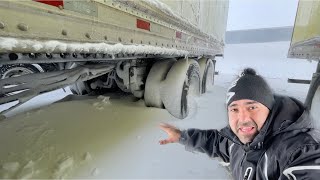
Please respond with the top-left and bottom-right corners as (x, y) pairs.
(2, 67), (34, 79)
(161, 59), (200, 119)
(183, 68), (201, 118)
(205, 62), (214, 90)
(1, 67), (35, 95)
(181, 80), (189, 118)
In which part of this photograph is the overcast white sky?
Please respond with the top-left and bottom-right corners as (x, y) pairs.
(227, 0), (299, 30)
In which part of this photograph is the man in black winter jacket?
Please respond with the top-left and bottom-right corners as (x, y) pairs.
(159, 68), (320, 179)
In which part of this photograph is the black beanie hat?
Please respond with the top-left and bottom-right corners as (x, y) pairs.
(226, 68), (275, 110)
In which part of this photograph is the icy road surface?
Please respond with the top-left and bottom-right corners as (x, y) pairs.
(0, 86), (231, 179)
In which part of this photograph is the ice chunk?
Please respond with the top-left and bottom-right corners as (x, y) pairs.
(22, 160), (34, 170)
(53, 157), (74, 179)
(219, 161), (230, 167)
(83, 152), (92, 161)
(16, 160), (34, 179)
(92, 102), (104, 110)
(91, 168), (99, 176)
(97, 106), (104, 111)
(97, 96), (111, 105)
(93, 102), (100, 107)
(93, 96), (112, 110)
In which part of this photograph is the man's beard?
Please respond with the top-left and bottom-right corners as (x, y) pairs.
(237, 120), (259, 143)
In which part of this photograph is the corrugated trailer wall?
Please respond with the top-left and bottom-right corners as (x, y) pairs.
(158, 0), (199, 26)
(159, 0), (229, 43)
(199, 0), (229, 43)
(291, 0), (320, 44)
(288, 0), (320, 60)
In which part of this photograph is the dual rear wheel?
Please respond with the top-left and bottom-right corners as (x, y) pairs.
(144, 58), (215, 119)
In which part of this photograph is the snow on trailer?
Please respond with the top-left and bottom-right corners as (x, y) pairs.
(0, 0), (229, 119)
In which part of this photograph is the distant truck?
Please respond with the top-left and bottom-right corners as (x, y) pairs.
(288, 0), (320, 125)
(0, 0), (229, 119)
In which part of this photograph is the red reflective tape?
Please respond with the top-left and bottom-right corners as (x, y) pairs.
(137, 19), (150, 31)
(34, 0), (64, 7)
(176, 31), (182, 39)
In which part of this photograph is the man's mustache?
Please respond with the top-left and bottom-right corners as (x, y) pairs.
(237, 121), (258, 129)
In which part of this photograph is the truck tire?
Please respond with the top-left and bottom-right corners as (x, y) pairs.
(161, 58), (201, 119)
(0, 64), (43, 79)
(0, 64), (43, 96)
(198, 58), (215, 94)
(144, 59), (175, 108)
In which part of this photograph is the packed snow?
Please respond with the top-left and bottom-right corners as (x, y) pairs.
(0, 37), (188, 56)
(0, 86), (231, 179)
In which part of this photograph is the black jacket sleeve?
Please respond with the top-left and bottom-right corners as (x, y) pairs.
(281, 143), (320, 179)
(179, 128), (232, 163)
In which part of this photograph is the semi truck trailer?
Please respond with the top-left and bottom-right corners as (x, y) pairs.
(288, 0), (320, 127)
(0, 0), (229, 119)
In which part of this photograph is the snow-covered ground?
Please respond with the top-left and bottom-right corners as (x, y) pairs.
(0, 87), (231, 179)
(0, 41), (318, 179)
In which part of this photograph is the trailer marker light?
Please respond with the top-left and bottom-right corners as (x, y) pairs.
(34, 0), (64, 8)
(137, 19), (150, 31)
(176, 31), (182, 39)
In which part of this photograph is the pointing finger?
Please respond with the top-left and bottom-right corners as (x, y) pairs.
(159, 139), (170, 145)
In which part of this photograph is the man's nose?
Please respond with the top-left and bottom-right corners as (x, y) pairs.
(238, 108), (250, 121)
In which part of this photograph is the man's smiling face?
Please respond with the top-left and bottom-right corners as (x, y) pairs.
(228, 99), (270, 144)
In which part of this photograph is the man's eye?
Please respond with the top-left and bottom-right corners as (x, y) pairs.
(230, 109), (238, 112)
(249, 106), (257, 110)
